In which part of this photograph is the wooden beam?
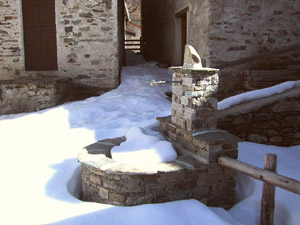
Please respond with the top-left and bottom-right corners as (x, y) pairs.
(218, 156), (300, 195)
(260, 154), (277, 225)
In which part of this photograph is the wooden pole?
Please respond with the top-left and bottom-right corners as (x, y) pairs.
(260, 154), (277, 225)
(218, 156), (300, 195)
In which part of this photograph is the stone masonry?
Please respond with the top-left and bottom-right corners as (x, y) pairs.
(218, 86), (300, 147)
(171, 45), (219, 131)
(0, 77), (72, 115)
(79, 136), (237, 208)
(0, 0), (124, 94)
(78, 46), (239, 209)
(157, 45), (239, 207)
(170, 67), (219, 131)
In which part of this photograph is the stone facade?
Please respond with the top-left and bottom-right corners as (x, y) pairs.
(142, 0), (300, 67)
(142, 0), (300, 100)
(218, 87), (300, 147)
(0, 0), (23, 79)
(0, 77), (72, 115)
(0, 0), (124, 94)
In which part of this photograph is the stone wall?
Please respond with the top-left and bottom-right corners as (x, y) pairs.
(0, 0), (23, 79)
(79, 137), (237, 209)
(208, 0), (300, 67)
(142, 0), (300, 67)
(0, 77), (72, 115)
(218, 87), (300, 147)
(0, 0), (124, 94)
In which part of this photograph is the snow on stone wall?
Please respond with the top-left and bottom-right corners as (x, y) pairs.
(218, 87), (300, 147)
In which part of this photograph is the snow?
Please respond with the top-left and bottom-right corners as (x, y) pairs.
(0, 55), (299, 225)
(218, 80), (300, 110)
(111, 127), (178, 164)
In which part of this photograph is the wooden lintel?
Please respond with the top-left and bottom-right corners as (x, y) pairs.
(175, 6), (189, 18)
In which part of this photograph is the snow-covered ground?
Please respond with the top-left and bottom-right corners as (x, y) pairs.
(0, 56), (299, 225)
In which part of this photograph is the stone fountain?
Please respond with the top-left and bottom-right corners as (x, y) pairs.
(78, 45), (239, 208)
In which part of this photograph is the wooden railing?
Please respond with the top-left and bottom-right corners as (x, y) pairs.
(125, 39), (141, 53)
(218, 154), (300, 225)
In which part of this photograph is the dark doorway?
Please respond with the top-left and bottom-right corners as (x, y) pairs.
(175, 7), (188, 64)
(180, 13), (187, 64)
(22, 0), (58, 71)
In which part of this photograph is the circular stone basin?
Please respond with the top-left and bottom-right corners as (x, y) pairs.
(78, 137), (209, 206)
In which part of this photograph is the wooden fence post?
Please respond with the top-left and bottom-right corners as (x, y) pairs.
(260, 154), (277, 225)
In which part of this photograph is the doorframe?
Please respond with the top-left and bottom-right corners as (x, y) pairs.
(175, 6), (189, 65)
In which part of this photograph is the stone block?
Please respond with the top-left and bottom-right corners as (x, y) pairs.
(248, 133), (268, 143)
(185, 91), (205, 97)
(192, 186), (209, 199)
(184, 108), (197, 120)
(269, 136), (283, 143)
(99, 187), (109, 199)
(90, 173), (101, 185)
(172, 85), (183, 96)
(182, 77), (193, 86)
(157, 172), (186, 184)
(103, 178), (120, 190)
(109, 192), (126, 202)
(181, 96), (189, 105)
(121, 178), (143, 193)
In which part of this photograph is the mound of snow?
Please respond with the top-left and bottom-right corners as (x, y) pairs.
(111, 127), (177, 164)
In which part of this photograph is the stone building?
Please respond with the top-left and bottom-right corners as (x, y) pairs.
(141, 0), (300, 98)
(0, 0), (125, 96)
(1, 0), (300, 115)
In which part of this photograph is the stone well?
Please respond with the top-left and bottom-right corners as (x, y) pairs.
(78, 45), (239, 209)
(78, 135), (237, 208)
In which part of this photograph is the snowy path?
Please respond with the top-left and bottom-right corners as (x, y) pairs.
(0, 62), (299, 225)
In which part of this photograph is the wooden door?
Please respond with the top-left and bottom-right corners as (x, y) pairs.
(22, 0), (58, 71)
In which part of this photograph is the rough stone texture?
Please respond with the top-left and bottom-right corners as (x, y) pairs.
(0, 0), (23, 79)
(142, 0), (300, 67)
(0, 0), (124, 96)
(218, 47), (300, 100)
(169, 67), (219, 131)
(158, 116), (239, 163)
(183, 45), (203, 69)
(0, 77), (72, 115)
(218, 88), (300, 147)
(142, 0), (300, 100)
(208, 0), (300, 66)
(78, 137), (237, 209)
